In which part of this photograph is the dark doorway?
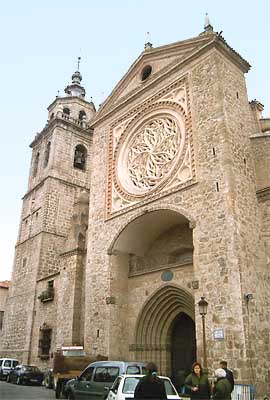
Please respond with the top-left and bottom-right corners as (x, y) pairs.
(171, 313), (196, 392)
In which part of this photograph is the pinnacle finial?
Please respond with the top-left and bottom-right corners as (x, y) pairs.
(144, 31), (153, 50)
(77, 56), (81, 71)
(204, 13), (213, 32)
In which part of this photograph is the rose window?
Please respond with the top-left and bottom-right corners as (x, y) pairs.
(117, 112), (185, 195)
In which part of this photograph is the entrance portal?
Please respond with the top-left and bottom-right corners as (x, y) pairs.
(171, 313), (196, 391)
(134, 285), (196, 379)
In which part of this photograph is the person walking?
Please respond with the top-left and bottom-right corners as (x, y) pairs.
(134, 362), (167, 399)
(213, 368), (232, 400)
(220, 361), (234, 392)
(184, 362), (211, 400)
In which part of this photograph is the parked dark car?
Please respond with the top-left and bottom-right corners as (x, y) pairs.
(6, 364), (44, 385)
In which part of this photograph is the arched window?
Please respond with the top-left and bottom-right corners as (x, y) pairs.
(63, 107), (70, 116)
(44, 141), (51, 167)
(33, 152), (40, 177)
(73, 144), (87, 171)
(79, 110), (86, 121)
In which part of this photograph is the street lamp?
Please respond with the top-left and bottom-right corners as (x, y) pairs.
(198, 296), (208, 369)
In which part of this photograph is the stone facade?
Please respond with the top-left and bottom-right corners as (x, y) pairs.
(1, 27), (270, 396)
(0, 281), (9, 335)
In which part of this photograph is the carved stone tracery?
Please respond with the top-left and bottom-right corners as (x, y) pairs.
(107, 76), (195, 217)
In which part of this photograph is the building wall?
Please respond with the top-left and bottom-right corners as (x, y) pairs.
(83, 48), (270, 394)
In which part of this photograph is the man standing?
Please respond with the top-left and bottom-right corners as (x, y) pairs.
(220, 361), (234, 392)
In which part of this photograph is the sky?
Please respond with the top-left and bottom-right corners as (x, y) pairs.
(0, 0), (269, 281)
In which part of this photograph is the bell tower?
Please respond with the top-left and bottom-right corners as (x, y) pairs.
(1, 60), (95, 365)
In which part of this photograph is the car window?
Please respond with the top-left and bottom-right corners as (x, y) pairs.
(4, 360), (12, 367)
(94, 367), (119, 383)
(23, 366), (39, 372)
(13, 361), (19, 367)
(123, 377), (140, 394)
(126, 366), (140, 374)
(163, 379), (178, 395)
(80, 367), (94, 381)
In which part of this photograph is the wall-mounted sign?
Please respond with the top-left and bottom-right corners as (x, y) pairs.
(213, 328), (225, 340)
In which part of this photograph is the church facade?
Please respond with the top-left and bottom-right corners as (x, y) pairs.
(1, 23), (270, 394)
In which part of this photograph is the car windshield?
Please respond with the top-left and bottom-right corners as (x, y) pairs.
(123, 377), (141, 394)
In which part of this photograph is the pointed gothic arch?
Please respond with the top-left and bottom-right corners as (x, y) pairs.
(133, 284), (195, 376)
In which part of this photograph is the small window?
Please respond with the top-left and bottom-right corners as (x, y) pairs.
(79, 110), (86, 120)
(63, 107), (70, 116)
(73, 144), (87, 170)
(38, 327), (52, 359)
(94, 367), (119, 383)
(44, 141), (51, 167)
(80, 367), (94, 382)
(48, 280), (54, 289)
(33, 152), (40, 177)
(141, 65), (152, 81)
(0, 311), (4, 330)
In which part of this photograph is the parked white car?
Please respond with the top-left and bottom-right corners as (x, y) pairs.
(106, 374), (181, 400)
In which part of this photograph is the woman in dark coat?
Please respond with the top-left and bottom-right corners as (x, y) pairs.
(213, 368), (232, 400)
(134, 362), (167, 399)
(184, 362), (211, 400)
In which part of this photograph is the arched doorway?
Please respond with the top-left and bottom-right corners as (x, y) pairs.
(170, 313), (196, 390)
(133, 285), (196, 381)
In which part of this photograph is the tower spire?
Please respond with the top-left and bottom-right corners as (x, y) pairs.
(64, 57), (86, 98)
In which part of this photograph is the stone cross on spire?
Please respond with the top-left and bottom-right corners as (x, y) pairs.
(144, 31), (153, 51)
(204, 13), (213, 32)
(77, 56), (81, 71)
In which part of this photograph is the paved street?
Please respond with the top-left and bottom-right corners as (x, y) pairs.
(0, 380), (55, 399)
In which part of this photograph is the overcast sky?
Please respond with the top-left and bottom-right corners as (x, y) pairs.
(0, 0), (269, 281)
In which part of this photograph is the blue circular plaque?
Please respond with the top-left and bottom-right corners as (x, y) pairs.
(161, 270), (173, 281)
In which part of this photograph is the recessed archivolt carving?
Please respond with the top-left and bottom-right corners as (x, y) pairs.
(107, 77), (195, 217)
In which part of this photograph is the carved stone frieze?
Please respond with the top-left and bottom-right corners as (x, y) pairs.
(106, 75), (195, 217)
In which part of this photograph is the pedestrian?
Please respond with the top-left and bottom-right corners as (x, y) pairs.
(134, 362), (167, 399)
(220, 361), (234, 392)
(213, 368), (232, 400)
(184, 362), (211, 400)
